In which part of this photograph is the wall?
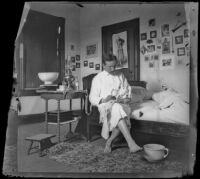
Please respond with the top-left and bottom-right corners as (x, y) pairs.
(15, 2), (197, 114)
(17, 2), (81, 115)
(79, 3), (190, 100)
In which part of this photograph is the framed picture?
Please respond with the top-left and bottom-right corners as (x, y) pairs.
(85, 42), (98, 58)
(150, 30), (157, 38)
(89, 62), (94, 68)
(112, 31), (128, 69)
(148, 18), (156, 27)
(84, 60), (88, 67)
(162, 38), (170, 54)
(177, 47), (185, 56)
(141, 33), (147, 41)
(184, 29), (189, 38)
(95, 64), (100, 70)
(144, 55), (149, 62)
(76, 62), (80, 68)
(149, 61), (154, 68)
(76, 55), (80, 61)
(70, 43), (75, 51)
(153, 54), (159, 60)
(147, 45), (155, 53)
(159, 55), (175, 70)
(161, 24), (170, 37)
(140, 45), (148, 55)
(71, 64), (76, 71)
(71, 56), (75, 63)
(175, 36), (183, 44)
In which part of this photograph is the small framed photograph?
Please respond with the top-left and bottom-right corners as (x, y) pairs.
(76, 62), (80, 68)
(86, 42), (98, 58)
(148, 18), (156, 27)
(71, 64), (76, 71)
(150, 30), (157, 38)
(154, 54), (159, 60)
(95, 64), (100, 70)
(71, 56), (75, 63)
(147, 45), (155, 53)
(161, 24), (170, 37)
(149, 61), (154, 68)
(162, 38), (170, 54)
(84, 60), (88, 67)
(177, 47), (185, 56)
(160, 55), (175, 70)
(184, 29), (189, 38)
(175, 36), (183, 44)
(89, 62), (94, 68)
(76, 55), (80, 61)
(70, 44), (75, 51)
(141, 33), (147, 41)
(144, 55), (149, 62)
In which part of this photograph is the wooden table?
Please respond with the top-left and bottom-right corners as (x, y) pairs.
(36, 89), (88, 142)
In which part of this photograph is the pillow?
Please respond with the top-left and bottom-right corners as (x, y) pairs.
(131, 86), (146, 95)
(130, 94), (144, 103)
(131, 86), (153, 100)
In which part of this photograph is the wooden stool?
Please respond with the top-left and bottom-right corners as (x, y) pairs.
(25, 134), (56, 157)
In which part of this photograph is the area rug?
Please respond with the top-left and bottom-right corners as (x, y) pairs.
(47, 141), (186, 173)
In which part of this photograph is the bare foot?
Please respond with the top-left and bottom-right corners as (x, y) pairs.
(104, 140), (112, 153)
(129, 144), (142, 153)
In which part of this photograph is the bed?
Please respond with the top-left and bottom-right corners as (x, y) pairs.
(128, 85), (190, 138)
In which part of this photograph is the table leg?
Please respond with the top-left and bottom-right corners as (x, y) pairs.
(27, 141), (34, 155)
(45, 99), (48, 133)
(81, 98), (83, 110)
(69, 99), (72, 111)
(57, 100), (61, 143)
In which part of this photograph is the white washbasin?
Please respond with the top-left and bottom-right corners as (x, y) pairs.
(38, 72), (59, 85)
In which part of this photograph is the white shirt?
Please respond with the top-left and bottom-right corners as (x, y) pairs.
(89, 70), (131, 107)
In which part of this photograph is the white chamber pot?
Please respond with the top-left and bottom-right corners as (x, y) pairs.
(143, 144), (169, 162)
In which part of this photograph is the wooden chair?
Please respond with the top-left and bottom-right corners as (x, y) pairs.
(82, 72), (147, 142)
(82, 73), (101, 142)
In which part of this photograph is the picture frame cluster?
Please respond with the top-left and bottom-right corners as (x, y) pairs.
(140, 17), (189, 69)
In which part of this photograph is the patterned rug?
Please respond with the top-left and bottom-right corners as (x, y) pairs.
(47, 141), (186, 173)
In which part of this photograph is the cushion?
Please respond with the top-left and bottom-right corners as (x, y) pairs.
(131, 86), (153, 101)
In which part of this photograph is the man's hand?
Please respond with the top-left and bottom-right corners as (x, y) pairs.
(101, 95), (116, 103)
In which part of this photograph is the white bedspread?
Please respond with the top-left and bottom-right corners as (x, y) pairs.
(131, 90), (189, 125)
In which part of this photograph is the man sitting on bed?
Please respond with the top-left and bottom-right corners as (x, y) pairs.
(89, 54), (142, 153)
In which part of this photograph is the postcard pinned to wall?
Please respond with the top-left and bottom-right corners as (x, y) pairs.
(85, 42), (98, 58)
(159, 54), (175, 70)
(161, 24), (170, 37)
(162, 38), (171, 54)
(112, 31), (128, 69)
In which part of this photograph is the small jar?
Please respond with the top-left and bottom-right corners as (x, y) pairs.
(74, 77), (79, 90)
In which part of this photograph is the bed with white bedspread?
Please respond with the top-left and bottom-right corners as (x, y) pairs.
(128, 86), (190, 138)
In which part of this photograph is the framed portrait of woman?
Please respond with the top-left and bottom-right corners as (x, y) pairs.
(102, 18), (140, 81)
(112, 31), (128, 69)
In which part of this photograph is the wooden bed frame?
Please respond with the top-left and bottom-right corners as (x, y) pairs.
(128, 80), (190, 136)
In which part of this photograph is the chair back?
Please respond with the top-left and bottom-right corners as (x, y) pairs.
(82, 73), (98, 113)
